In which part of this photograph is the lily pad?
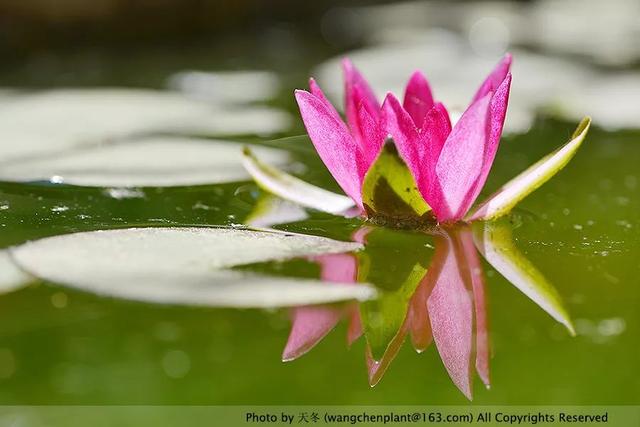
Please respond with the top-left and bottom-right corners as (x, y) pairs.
(0, 250), (31, 294)
(0, 137), (289, 187)
(167, 70), (281, 104)
(10, 227), (374, 308)
(472, 219), (575, 334)
(468, 117), (591, 221)
(0, 89), (291, 162)
(242, 147), (356, 215)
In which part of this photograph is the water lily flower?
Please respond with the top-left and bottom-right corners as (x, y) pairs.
(242, 54), (591, 224)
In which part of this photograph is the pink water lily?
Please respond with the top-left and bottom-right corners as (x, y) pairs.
(294, 55), (512, 223)
(243, 55), (590, 224)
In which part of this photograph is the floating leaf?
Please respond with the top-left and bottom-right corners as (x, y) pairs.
(167, 70), (280, 104)
(468, 117), (591, 221)
(0, 138), (288, 187)
(362, 140), (431, 218)
(10, 227), (374, 308)
(0, 89), (290, 162)
(0, 250), (31, 294)
(242, 147), (355, 215)
(472, 219), (575, 334)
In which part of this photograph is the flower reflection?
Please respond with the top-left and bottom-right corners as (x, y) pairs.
(282, 220), (573, 399)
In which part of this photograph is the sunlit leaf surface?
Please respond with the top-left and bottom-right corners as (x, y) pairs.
(0, 138), (288, 187)
(0, 89), (290, 162)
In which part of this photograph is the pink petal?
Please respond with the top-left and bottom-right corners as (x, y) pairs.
(295, 87), (364, 208)
(403, 71), (435, 129)
(355, 103), (385, 179)
(465, 74), (512, 212)
(433, 94), (492, 222)
(459, 228), (490, 389)
(421, 103), (452, 196)
(427, 233), (474, 400)
(382, 95), (451, 214)
(282, 306), (342, 361)
(342, 59), (379, 146)
(472, 53), (512, 103)
(381, 92), (419, 155)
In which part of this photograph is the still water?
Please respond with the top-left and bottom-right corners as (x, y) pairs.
(0, 118), (638, 404)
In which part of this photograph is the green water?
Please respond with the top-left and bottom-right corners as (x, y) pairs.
(1, 118), (638, 405)
(0, 40), (639, 406)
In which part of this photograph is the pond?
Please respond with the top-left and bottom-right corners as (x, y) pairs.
(0, 8), (638, 410)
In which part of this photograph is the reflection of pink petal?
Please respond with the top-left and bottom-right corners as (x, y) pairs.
(352, 226), (373, 245)
(366, 322), (408, 386)
(347, 308), (363, 346)
(409, 233), (450, 352)
(284, 252), (359, 360)
(282, 306), (342, 361)
(409, 281), (432, 353)
(428, 234), (474, 399)
(314, 253), (357, 283)
(460, 228), (491, 389)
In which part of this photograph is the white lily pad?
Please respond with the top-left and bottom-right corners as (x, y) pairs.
(0, 137), (289, 187)
(0, 250), (31, 294)
(468, 117), (590, 221)
(472, 220), (575, 334)
(242, 148), (356, 215)
(10, 227), (373, 308)
(0, 89), (290, 162)
(167, 70), (280, 104)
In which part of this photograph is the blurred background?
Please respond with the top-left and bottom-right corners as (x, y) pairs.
(0, 0), (638, 132)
